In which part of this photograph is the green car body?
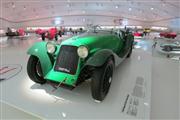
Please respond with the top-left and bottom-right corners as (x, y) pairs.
(27, 29), (134, 101)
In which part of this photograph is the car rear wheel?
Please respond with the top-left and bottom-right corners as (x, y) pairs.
(91, 58), (114, 102)
(127, 44), (133, 58)
(27, 56), (46, 84)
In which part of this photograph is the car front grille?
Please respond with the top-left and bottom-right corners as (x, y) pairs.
(54, 45), (79, 75)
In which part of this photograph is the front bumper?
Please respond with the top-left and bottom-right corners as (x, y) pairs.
(45, 69), (79, 86)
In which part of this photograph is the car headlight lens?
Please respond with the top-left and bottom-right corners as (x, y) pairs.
(77, 46), (88, 58)
(46, 42), (56, 54)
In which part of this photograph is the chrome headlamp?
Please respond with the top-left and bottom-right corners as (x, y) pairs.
(46, 42), (56, 54)
(77, 46), (88, 58)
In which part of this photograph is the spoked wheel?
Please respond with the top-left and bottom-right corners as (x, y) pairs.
(36, 60), (43, 77)
(91, 58), (114, 102)
(27, 56), (46, 84)
(102, 65), (113, 96)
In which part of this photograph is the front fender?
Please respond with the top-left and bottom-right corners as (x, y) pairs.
(27, 42), (52, 76)
(85, 49), (119, 67)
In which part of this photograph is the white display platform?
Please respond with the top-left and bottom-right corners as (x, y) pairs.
(0, 37), (151, 119)
(0, 101), (41, 120)
(0, 36), (8, 43)
(0, 37), (153, 119)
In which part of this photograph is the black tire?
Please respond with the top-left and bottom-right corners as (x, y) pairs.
(91, 58), (114, 101)
(167, 54), (170, 58)
(55, 34), (58, 41)
(41, 33), (45, 41)
(127, 44), (133, 58)
(27, 56), (46, 84)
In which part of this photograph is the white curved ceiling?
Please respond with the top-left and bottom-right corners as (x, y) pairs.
(0, 0), (180, 27)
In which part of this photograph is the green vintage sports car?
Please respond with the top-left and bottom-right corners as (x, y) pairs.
(27, 27), (134, 101)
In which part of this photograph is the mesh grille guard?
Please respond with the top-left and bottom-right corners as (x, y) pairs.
(54, 45), (79, 75)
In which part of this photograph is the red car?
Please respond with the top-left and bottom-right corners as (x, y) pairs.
(6, 28), (25, 37)
(17, 28), (25, 36)
(35, 29), (45, 35)
(160, 32), (177, 39)
(47, 28), (58, 40)
(133, 32), (143, 37)
(35, 28), (58, 41)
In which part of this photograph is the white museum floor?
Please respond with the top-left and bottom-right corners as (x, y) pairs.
(0, 34), (179, 119)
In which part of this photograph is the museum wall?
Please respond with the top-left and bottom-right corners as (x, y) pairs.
(2, 16), (179, 32)
(0, 18), (15, 29)
(13, 16), (147, 28)
(150, 18), (180, 32)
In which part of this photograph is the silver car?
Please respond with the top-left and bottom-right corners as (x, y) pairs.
(160, 41), (180, 52)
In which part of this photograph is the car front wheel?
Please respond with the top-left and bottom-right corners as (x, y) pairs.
(91, 58), (114, 102)
(27, 56), (46, 84)
(127, 43), (133, 58)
